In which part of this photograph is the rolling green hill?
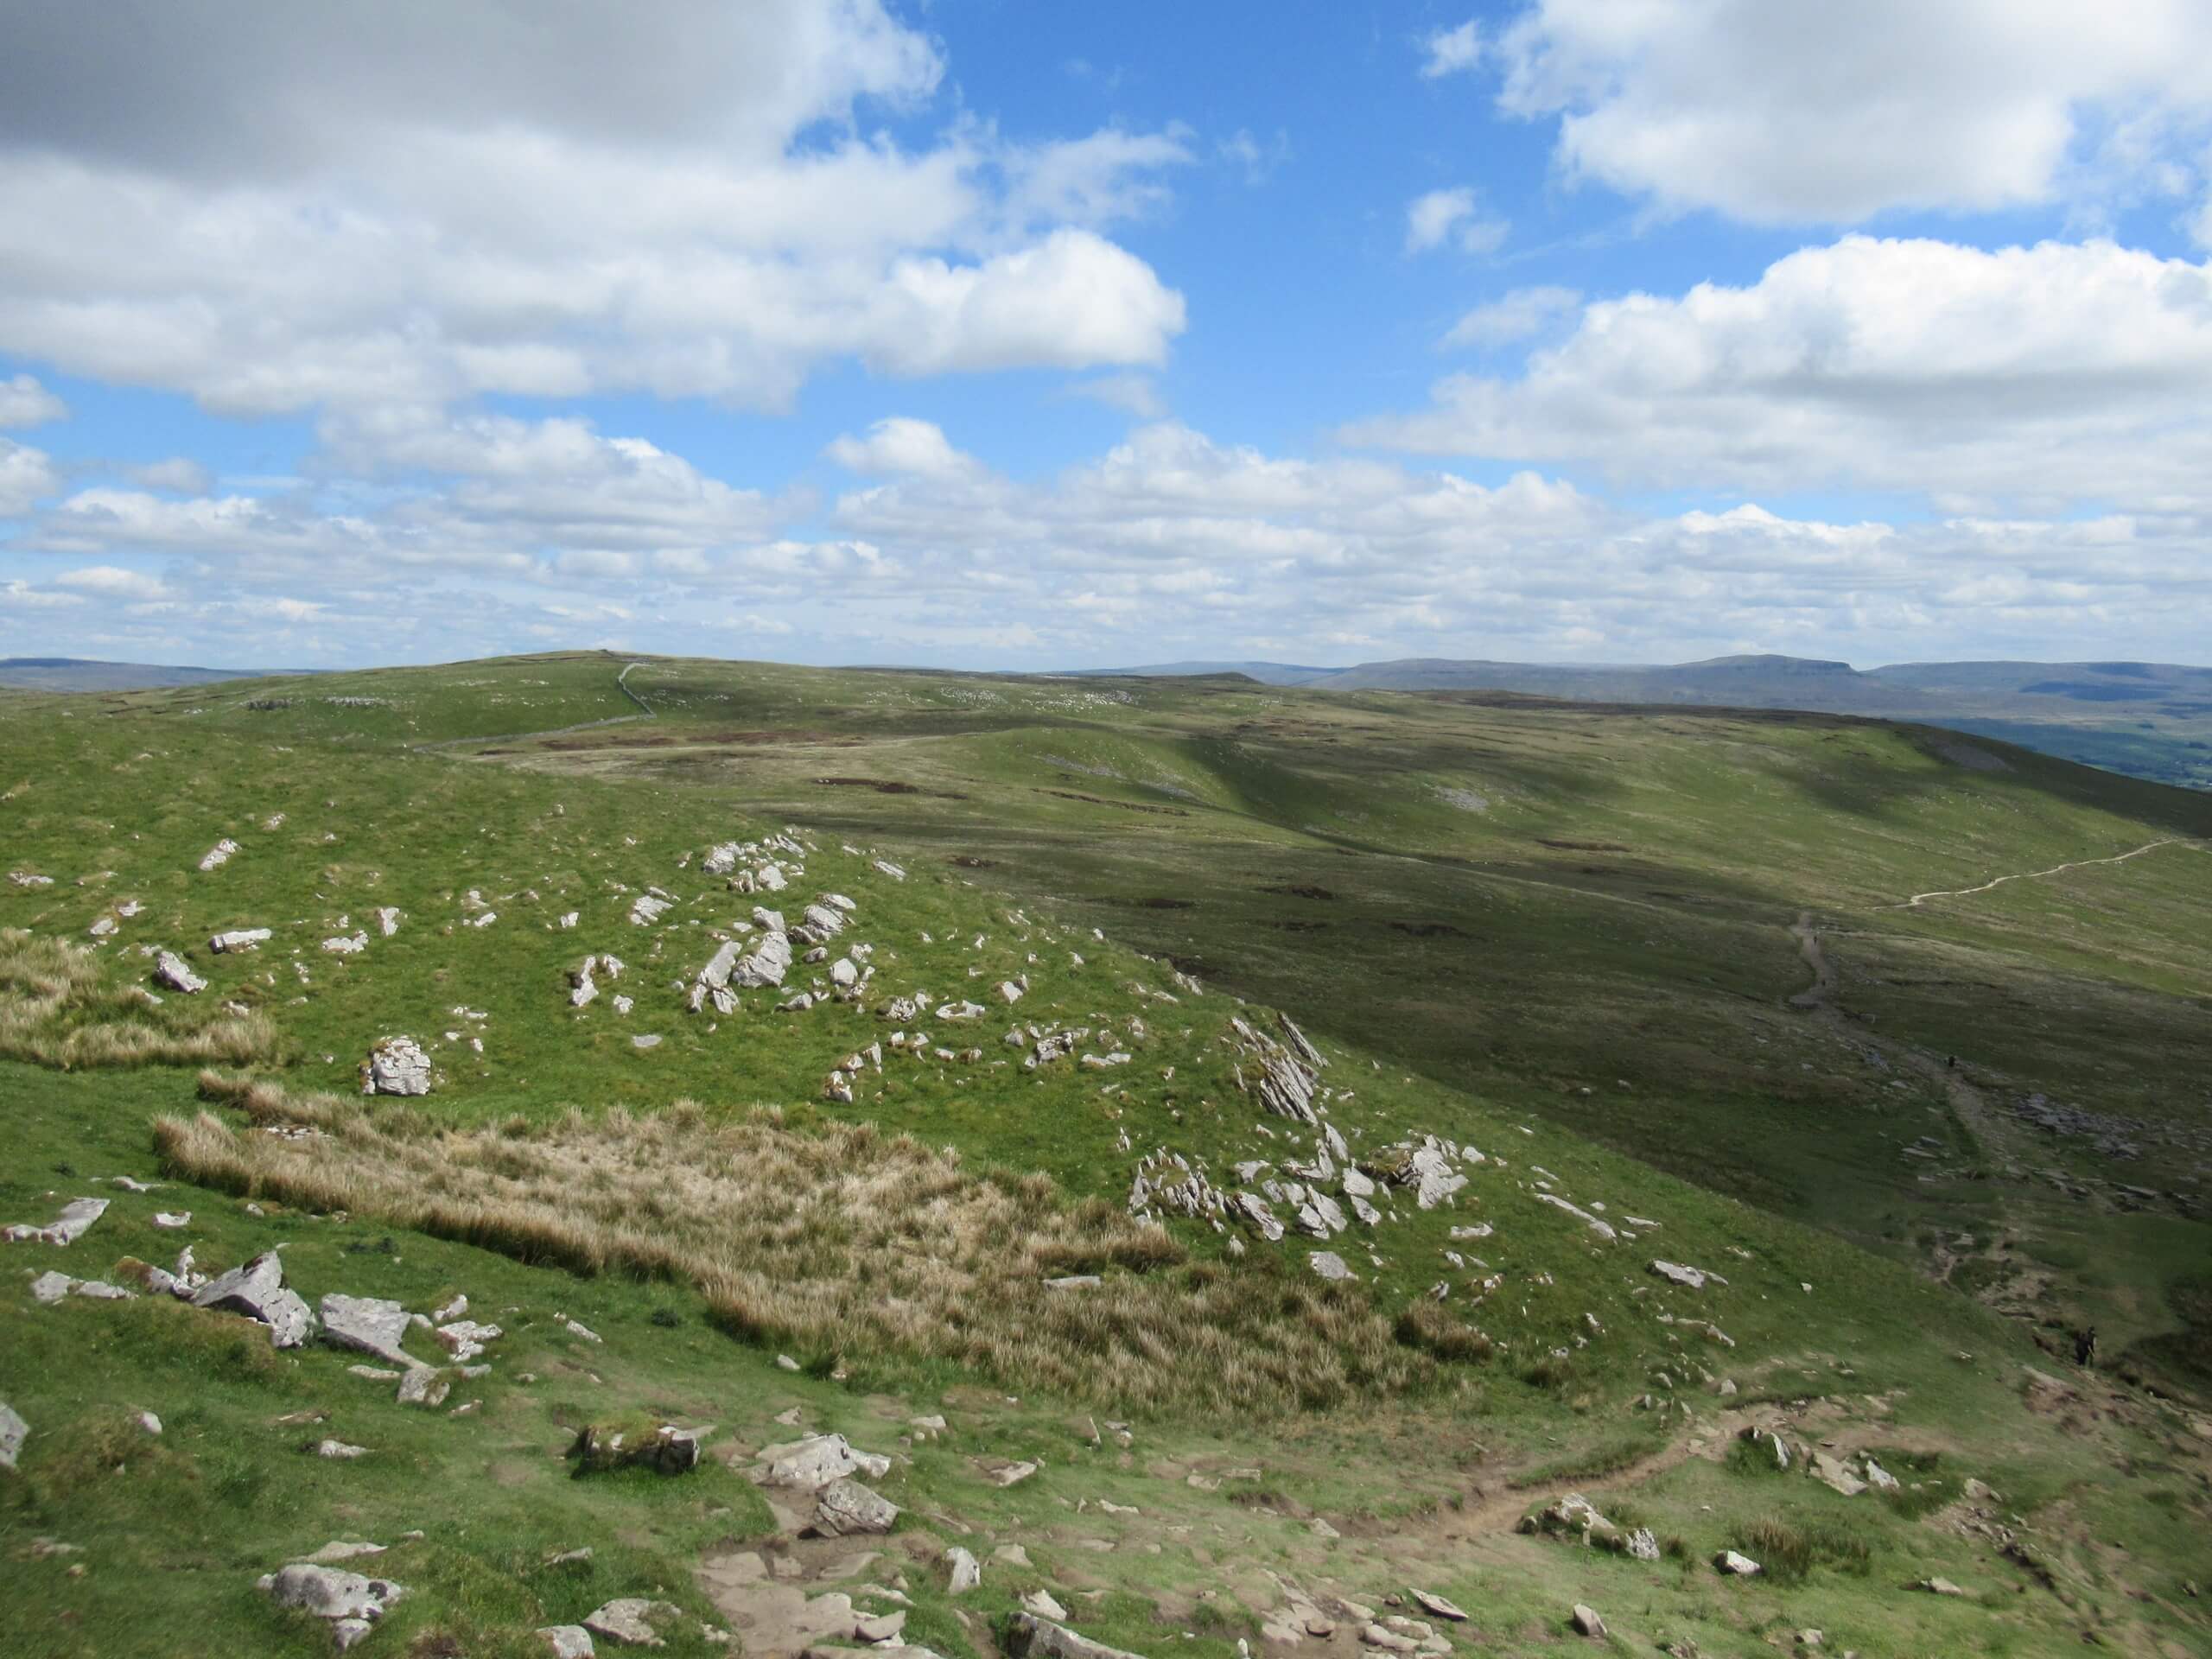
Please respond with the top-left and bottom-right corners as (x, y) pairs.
(3, 651), (2208, 1658)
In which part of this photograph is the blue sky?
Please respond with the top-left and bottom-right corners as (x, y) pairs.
(2, 1), (2210, 669)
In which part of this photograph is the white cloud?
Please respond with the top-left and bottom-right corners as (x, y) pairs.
(1353, 236), (2212, 506)
(1420, 20), (1484, 80)
(826, 417), (983, 480)
(8, 411), (2209, 668)
(54, 563), (171, 601)
(0, 6), (1186, 416)
(0, 437), (58, 514)
(864, 231), (1185, 376)
(999, 127), (1193, 227)
(1496, 0), (2212, 224)
(1441, 285), (1582, 348)
(0, 373), (65, 428)
(1405, 188), (1508, 256)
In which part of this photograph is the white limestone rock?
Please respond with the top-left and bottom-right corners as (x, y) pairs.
(320, 1295), (416, 1367)
(154, 950), (207, 994)
(361, 1035), (432, 1096)
(194, 1251), (315, 1348)
(810, 1478), (899, 1536)
(3, 1196), (109, 1245)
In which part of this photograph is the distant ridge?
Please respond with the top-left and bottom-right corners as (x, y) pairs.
(1071, 654), (2212, 788)
(0, 657), (309, 692)
(1079, 652), (2210, 707)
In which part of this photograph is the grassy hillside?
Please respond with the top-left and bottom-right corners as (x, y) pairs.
(3, 652), (2208, 1657)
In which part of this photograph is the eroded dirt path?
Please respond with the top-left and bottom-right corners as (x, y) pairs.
(1879, 836), (2201, 910)
(1787, 910), (1835, 1010)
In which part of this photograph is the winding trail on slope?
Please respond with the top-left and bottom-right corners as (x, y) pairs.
(1878, 836), (2202, 911)
(1787, 911), (1836, 1011)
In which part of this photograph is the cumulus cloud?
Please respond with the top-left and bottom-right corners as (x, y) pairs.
(54, 563), (172, 601)
(1405, 188), (1508, 256)
(1441, 285), (1581, 348)
(1420, 20), (1484, 80)
(0, 4), (1186, 416)
(826, 417), (983, 480)
(1496, 0), (2212, 224)
(1354, 236), (2212, 506)
(0, 437), (57, 514)
(6, 410), (2208, 668)
(0, 372), (64, 428)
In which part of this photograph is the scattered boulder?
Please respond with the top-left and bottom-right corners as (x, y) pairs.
(1808, 1450), (1867, 1497)
(1308, 1251), (1355, 1282)
(360, 1035), (432, 1096)
(1649, 1260), (1725, 1290)
(1625, 1527), (1661, 1561)
(257, 1562), (405, 1651)
(537, 1627), (595, 1658)
(945, 1545), (981, 1594)
(193, 1252), (314, 1347)
(1533, 1192), (1616, 1242)
(1410, 1591), (1466, 1622)
(1571, 1605), (1606, 1637)
(315, 1440), (368, 1460)
(198, 839), (240, 872)
(571, 1421), (702, 1477)
(1227, 1016), (1320, 1125)
(0, 1402), (26, 1471)
(810, 1478), (899, 1537)
(1522, 1492), (1619, 1548)
(4, 1196), (109, 1245)
(1005, 1613), (1145, 1659)
(154, 950), (207, 994)
(1920, 1577), (1968, 1598)
(210, 928), (273, 953)
(585, 1598), (681, 1648)
(319, 1295), (416, 1367)
(758, 1433), (892, 1490)
(1714, 1549), (1762, 1576)
(396, 1368), (451, 1408)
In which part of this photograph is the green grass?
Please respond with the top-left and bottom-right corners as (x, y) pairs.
(2, 651), (2209, 1656)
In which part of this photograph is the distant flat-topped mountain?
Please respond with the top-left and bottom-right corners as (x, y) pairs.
(0, 657), (304, 692)
(1076, 653), (2212, 789)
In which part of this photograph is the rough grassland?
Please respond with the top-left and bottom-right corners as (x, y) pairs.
(2, 654), (2208, 1658)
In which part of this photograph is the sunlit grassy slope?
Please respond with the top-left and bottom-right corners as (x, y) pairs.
(3, 650), (2208, 1657)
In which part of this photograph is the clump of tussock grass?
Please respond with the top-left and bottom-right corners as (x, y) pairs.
(0, 929), (275, 1070)
(1731, 1514), (1874, 1582)
(163, 1077), (1424, 1414)
(1394, 1299), (1495, 1363)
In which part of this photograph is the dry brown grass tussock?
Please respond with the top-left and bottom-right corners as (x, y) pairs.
(0, 928), (274, 1070)
(165, 1074), (1427, 1414)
